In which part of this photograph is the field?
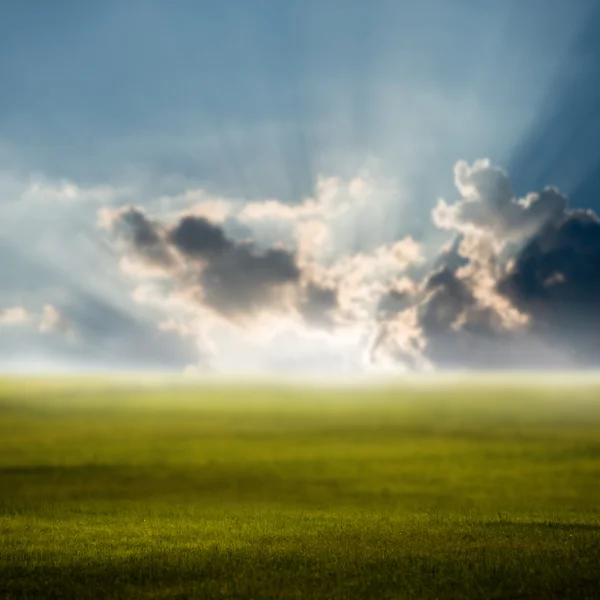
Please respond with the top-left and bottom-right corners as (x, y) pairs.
(1, 376), (600, 599)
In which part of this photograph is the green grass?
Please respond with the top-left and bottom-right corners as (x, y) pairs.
(1, 377), (600, 599)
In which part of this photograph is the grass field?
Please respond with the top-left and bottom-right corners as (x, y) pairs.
(1, 376), (600, 599)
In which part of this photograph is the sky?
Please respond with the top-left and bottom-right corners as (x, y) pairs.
(1, 0), (600, 374)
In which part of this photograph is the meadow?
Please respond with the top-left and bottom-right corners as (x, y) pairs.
(1, 375), (600, 599)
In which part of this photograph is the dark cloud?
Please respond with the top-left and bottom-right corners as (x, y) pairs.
(168, 216), (232, 258)
(198, 244), (300, 318)
(298, 281), (339, 327)
(168, 215), (302, 318)
(498, 209), (600, 365)
(106, 206), (304, 321)
(377, 288), (412, 317)
(419, 268), (475, 335)
(405, 267), (505, 369)
(106, 205), (174, 269)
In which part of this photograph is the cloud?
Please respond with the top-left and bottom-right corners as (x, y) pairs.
(99, 205), (178, 277)
(0, 306), (30, 325)
(100, 176), (424, 368)
(498, 209), (600, 365)
(198, 244), (301, 318)
(168, 215), (232, 258)
(371, 159), (600, 371)
(298, 281), (339, 328)
(94, 158), (600, 373)
(103, 205), (302, 323)
(232, 169), (407, 263)
(369, 305), (428, 372)
(376, 277), (416, 317)
(38, 304), (72, 334)
(0, 171), (130, 210)
(23, 179), (126, 205)
(1, 304), (72, 335)
(433, 159), (567, 245)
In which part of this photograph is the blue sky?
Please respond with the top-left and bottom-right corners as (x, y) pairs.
(3, 1), (597, 199)
(1, 1), (600, 373)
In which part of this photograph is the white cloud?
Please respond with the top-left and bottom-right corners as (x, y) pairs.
(23, 179), (129, 205)
(433, 158), (567, 246)
(39, 304), (72, 334)
(0, 306), (30, 325)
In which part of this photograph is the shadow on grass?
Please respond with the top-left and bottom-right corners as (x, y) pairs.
(0, 464), (360, 505)
(2, 544), (600, 600)
(0, 465), (116, 476)
(482, 520), (600, 532)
